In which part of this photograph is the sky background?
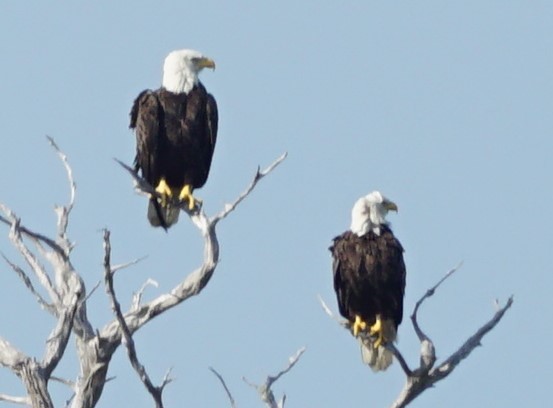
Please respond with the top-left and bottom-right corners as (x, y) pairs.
(0, 1), (551, 407)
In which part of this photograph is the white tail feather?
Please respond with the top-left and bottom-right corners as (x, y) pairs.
(359, 338), (394, 371)
(358, 317), (397, 371)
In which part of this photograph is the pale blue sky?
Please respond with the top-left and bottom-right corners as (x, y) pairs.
(0, 1), (551, 407)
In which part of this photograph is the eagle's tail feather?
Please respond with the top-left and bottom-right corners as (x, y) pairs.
(359, 339), (394, 371)
(147, 198), (180, 229)
(358, 317), (397, 371)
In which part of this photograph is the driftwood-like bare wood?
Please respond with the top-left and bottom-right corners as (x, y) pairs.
(0, 138), (286, 408)
(321, 264), (513, 408)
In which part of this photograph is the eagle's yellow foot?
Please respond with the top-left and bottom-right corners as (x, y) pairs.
(155, 179), (173, 206)
(369, 316), (384, 348)
(352, 315), (367, 337)
(178, 184), (198, 210)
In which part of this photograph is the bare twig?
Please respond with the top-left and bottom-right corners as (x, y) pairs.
(437, 296), (514, 375)
(111, 256), (147, 275)
(317, 295), (349, 328)
(131, 278), (159, 311)
(209, 367), (237, 408)
(411, 261), (463, 345)
(103, 229), (169, 408)
(0, 394), (31, 405)
(244, 347), (306, 408)
(386, 343), (413, 377)
(51, 376), (76, 388)
(42, 291), (80, 377)
(0, 206), (60, 305)
(211, 152), (287, 225)
(115, 159), (156, 196)
(82, 280), (101, 304)
(1, 253), (55, 313)
(0, 213), (66, 257)
(47, 136), (76, 247)
(407, 263), (462, 375)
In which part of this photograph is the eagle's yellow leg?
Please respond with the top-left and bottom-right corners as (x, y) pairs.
(178, 184), (198, 210)
(155, 178), (173, 206)
(369, 316), (385, 348)
(352, 315), (367, 337)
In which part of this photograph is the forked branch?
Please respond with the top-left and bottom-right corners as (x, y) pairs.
(106, 152), (287, 337)
(244, 347), (306, 408)
(320, 264), (513, 408)
(103, 229), (171, 408)
(96, 153), (287, 404)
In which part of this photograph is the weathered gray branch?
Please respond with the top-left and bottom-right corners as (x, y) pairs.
(0, 336), (54, 408)
(390, 295), (513, 408)
(0, 213), (65, 258)
(103, 229), (171, 408)
(42, 291), (80, 377)
(131, 278), (158, 311)
(0, 393), (31, 405)
(411, 262), (463, 347)
(244, 347), (306, 408)
(209, 367), (237, 408)
(105, 153), (287, 337)
(211, 152), (287, 225)
(46, 136), (76, 249)
(0, 207), (60, 306)
(0, 139), (90, 408)
(1, 253), (54, 313)
(0, 336), (27, 370)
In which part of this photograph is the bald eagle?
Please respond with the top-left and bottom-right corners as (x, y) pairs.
(330, 191), (406, 371)
(130, 49), (218, 229)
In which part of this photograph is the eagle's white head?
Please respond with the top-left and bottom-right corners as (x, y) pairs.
(350, 191), (398, 237)
(162, 49), (216, 94)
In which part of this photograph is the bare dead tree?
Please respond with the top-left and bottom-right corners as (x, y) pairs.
(0, 138), (286, 408)
(320, 263), (513, 408)
(1, 138), (509, 408)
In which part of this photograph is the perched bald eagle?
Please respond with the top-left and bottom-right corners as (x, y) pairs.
(330, 191), (406, 371)
(130, 49), (218, 228)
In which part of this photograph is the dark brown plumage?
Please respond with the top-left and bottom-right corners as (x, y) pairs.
(330, 226), (406, 330)
(130, 85), (218, 192)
